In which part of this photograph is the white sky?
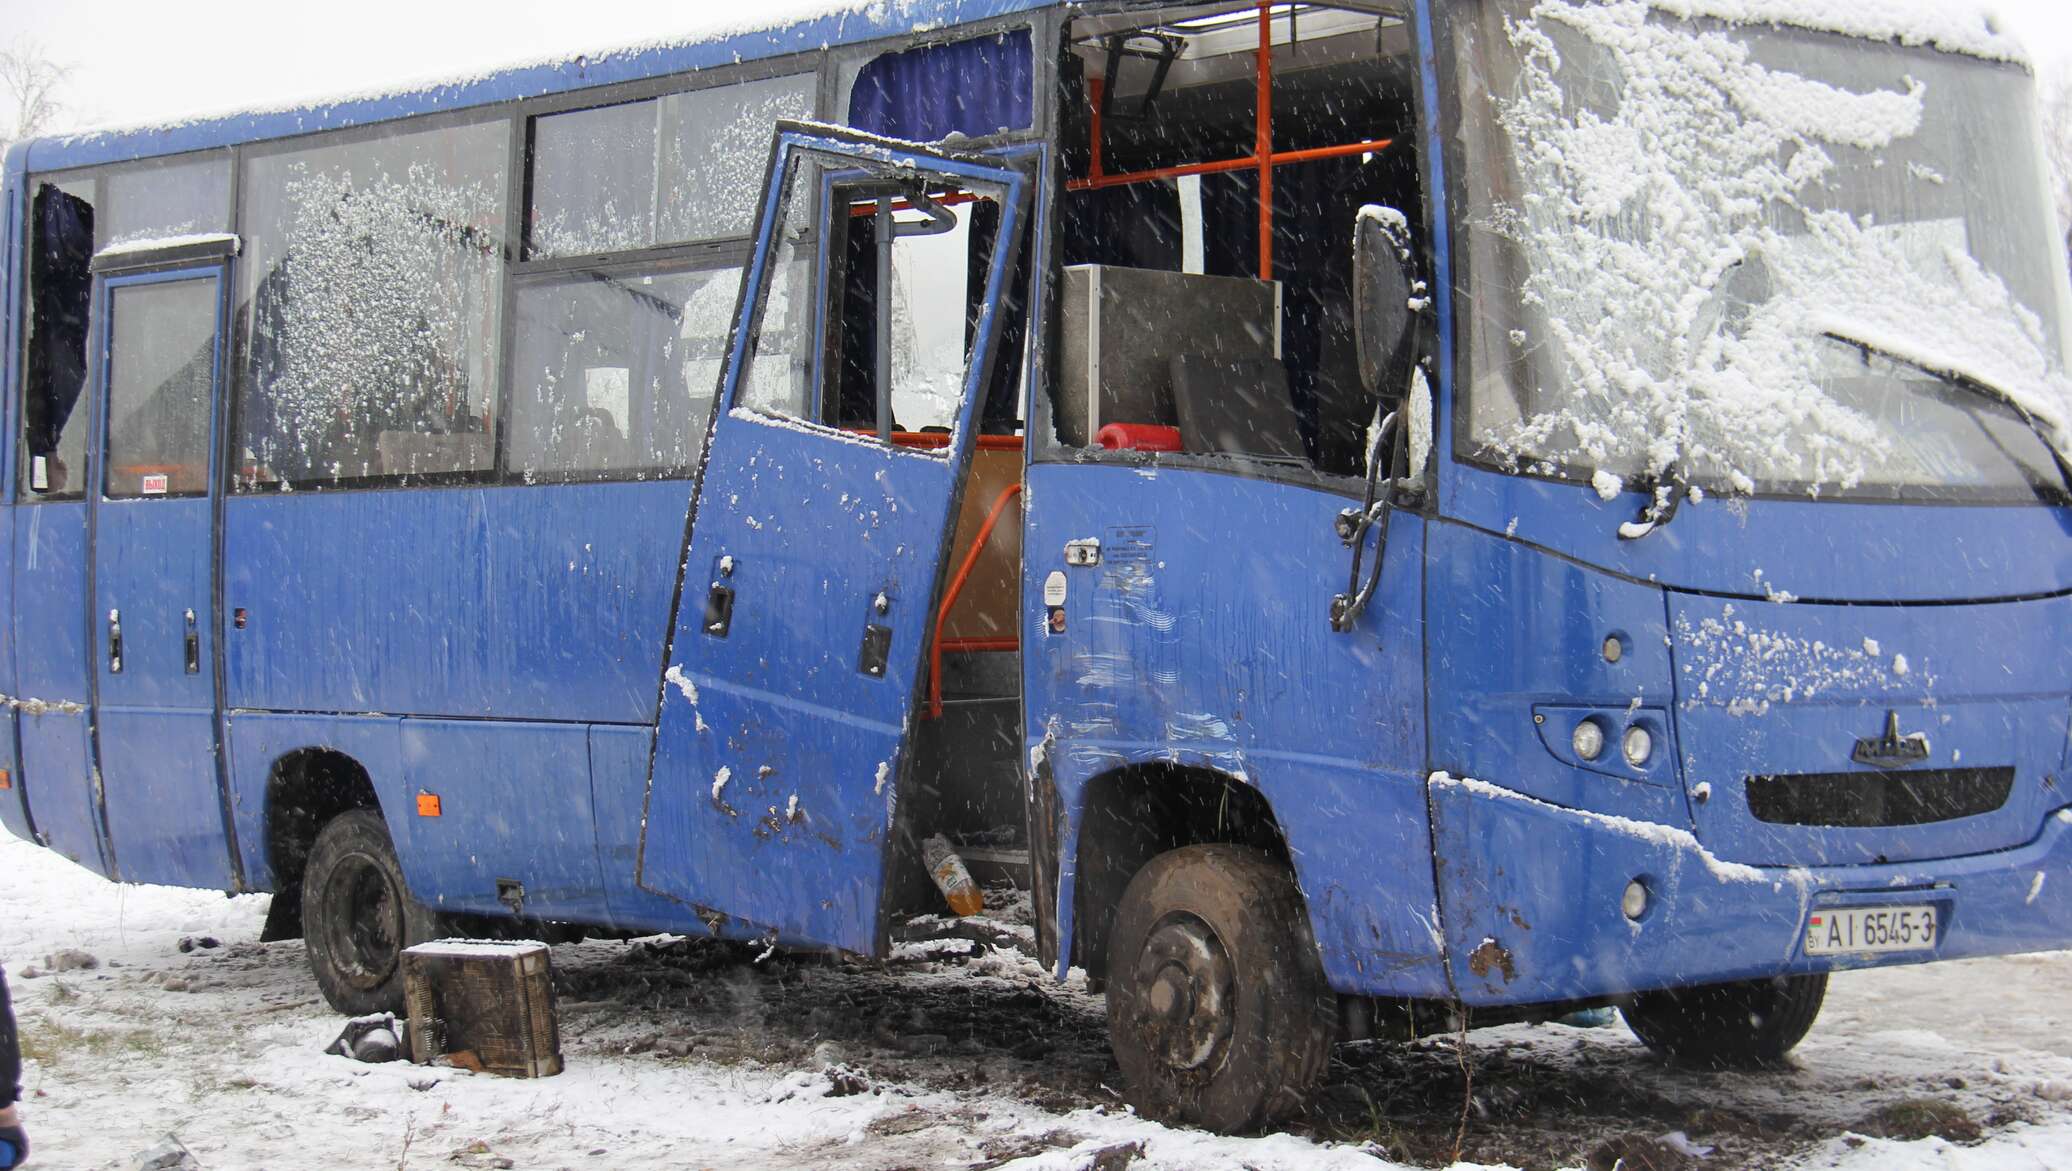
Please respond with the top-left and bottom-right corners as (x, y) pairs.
(4, 1), (2072, 135)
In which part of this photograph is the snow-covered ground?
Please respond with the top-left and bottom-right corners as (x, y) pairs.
(2, 833), (2068, 1171)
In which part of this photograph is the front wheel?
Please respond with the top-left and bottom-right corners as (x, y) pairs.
(1105, 845), (1337, 1133)
(301, 809), (439, 1014)
(1623, 972), (1827, 1068)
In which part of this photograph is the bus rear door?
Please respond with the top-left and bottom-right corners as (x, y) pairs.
(638, 125), (1030, 954)
(88, 248), (238, 889)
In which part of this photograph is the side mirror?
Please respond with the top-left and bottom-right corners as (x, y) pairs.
(1353, 205), (1422, 397)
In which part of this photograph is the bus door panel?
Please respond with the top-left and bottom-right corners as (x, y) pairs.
(15, 711), (97, 869)
(638, 126), (1030, 953)
(14, 501), (99, 869)
(89, 265), (235, 889)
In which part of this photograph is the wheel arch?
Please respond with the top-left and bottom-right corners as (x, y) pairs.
(258, 746), (383, 941)
(1066, 760), (1301, 986)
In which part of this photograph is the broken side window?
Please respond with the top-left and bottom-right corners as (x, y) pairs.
(1052, 3), (1424, 479)
(235, 120), (507, 490)
(20, 177), (97, 501)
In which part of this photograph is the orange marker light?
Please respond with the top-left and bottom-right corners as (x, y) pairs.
(416, 792), (442, 817)
(0, 769), (11, 790)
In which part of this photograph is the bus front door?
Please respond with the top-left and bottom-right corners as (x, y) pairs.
(638, 125), (1030, 954)
(88, 260), (237, 889)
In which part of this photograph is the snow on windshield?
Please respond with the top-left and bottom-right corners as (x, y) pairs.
(1455, 0), (2072, 499)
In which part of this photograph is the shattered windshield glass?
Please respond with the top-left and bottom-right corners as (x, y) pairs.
(1452, 0), (2072, 502)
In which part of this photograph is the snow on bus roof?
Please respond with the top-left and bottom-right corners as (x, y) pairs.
(11, 0), (1057, 174)
(3, 0), (2034, 177)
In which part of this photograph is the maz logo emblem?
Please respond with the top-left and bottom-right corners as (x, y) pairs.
(1852, 710), (1931, 769)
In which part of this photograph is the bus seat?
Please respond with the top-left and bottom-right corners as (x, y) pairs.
(1168, 353), (1306, 460)
(1096, 422), (1183, 452)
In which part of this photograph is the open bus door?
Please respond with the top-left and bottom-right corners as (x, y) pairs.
(637, 124), (1031, 954)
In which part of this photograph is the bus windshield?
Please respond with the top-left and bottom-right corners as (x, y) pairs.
(1451, 0), (2072, 503)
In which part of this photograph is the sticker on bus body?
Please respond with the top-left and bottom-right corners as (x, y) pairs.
(141, 473), (169, 496)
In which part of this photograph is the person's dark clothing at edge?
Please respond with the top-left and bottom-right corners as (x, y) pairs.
(1, 967), (25, 1168)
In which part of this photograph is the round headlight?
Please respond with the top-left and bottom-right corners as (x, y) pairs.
(1572, 719), (1606, 762)
(1622, 879), (1650, 921)
(1623, 725), (1653, 767)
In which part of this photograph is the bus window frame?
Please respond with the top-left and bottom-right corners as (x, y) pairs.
(93, 260), (232, 504)
(1026, 1), (1433, 503)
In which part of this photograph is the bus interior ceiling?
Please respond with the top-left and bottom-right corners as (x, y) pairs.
(886, 3), (1421, 920)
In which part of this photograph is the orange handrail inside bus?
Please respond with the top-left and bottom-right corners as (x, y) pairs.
(1066, 3), (1397, 281)
(929, 481), (1024, 719)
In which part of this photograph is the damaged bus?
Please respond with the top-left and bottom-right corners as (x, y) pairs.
(3, 0), (2069, 1132)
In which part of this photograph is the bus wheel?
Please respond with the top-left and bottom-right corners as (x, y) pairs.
(1623, 972), (1828, 1068)
(301, 809), (437, 1014)
(1105, 845), (1336, 1133)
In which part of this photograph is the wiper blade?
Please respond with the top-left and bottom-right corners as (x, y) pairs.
(1820, 327), (2072, 491)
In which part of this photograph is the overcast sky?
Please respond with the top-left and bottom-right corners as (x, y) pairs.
(5, 0), (2072, 135)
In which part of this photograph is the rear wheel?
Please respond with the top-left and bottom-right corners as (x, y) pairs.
(1623, 973), (1827, 1068)
(301, 809), (439, 1014)
(1105, 845), (1336, 1132)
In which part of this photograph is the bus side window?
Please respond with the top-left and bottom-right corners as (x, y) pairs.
(21, 179), (97, 500)
(505, 266), (741, 481)
(234, 121), (507, 490)
(508, 75), (815, 481)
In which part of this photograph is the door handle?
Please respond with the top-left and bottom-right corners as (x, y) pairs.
(184, 609), (200, 674)
(108, 609), (123, 674)
(704, 585), (735, 638)
(858, 591), (892, 678)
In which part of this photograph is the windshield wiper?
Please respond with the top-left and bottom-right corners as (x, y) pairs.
(1820, 327), (2072, 498)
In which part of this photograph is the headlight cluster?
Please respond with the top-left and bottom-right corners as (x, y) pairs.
(1571, 717), (1653, 768)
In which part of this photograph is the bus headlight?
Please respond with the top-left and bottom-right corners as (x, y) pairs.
(1572, 719), (1607, 762)
(1622, 725), (1653, 767)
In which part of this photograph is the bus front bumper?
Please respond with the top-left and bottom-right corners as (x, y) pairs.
(1426, 773), (2072, 1007)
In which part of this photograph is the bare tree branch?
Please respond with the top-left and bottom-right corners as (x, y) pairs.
(0, 42), (72, 155)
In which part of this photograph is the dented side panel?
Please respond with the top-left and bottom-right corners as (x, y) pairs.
(1023, 461), (1447, 999)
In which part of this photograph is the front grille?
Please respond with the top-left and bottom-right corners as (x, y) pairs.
(1745, 767), (2015, 828)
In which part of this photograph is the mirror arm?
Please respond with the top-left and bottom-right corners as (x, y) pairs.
(1332, 411), (1400, 632)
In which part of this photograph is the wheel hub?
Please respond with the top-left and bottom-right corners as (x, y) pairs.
(1131, 913), (1236, 1073)
(322, 851), (403, 991)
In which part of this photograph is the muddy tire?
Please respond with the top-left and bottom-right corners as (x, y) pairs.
(1105, 845), (1336, 1132)
(1623, 972), (1827, 1068)
(301, 809), (439, 1014)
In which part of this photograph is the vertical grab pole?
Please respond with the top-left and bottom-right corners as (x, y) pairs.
(875, 196), (895, 441)
(1257, 1), (1274, 280)
(1089, 77), (1108, 184)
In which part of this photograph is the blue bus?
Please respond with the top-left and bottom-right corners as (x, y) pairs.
(3, 0), (2069, 1132)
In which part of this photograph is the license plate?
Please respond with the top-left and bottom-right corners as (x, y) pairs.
(1804, 905), (1938, 956)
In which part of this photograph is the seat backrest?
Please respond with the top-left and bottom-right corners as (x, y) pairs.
(1168, 353), (1306, 460)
